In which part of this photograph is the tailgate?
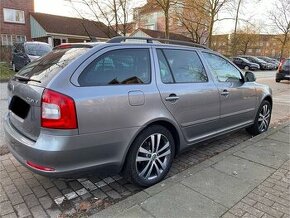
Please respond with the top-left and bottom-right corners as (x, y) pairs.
(7, 80), (44, 141)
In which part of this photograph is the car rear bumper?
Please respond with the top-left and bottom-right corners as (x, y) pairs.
(276, 72), (290, 81)
(4, 114), (137, 178)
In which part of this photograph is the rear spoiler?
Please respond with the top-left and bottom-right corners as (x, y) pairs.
(53, 43), (95, 50)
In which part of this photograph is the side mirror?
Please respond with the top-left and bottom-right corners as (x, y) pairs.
(245, 71), (256, 82)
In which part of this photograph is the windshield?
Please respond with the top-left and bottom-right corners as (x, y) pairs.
(16, 48), (89, 85)
(24, 43), (52, 56)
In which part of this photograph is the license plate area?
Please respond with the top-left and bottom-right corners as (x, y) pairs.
(9, 96), (30, 119)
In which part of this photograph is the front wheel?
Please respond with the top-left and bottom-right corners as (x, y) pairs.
(246, 100), (272, 136)
(244, 65), (250, 70)
(124, 125), (175, 187)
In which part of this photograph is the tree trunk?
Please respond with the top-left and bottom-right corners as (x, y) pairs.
(232, 0), (242, 56)
(279, 33), (288, 60)
(113, 0), (118, 33)
(165, 11), (169, 39)
(208, 15), (214, 48)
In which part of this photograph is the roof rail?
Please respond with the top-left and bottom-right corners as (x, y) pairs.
(107, 36), (209, 49)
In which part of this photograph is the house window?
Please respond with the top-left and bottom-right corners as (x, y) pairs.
(1, 34), (13, 46)
(3, 8), (25, 24)
(16, 35), (26, 42)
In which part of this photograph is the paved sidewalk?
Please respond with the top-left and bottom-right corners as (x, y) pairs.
(92, 123), (290, 218)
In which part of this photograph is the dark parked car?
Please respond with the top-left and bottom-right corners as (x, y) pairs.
(240, 55), (269, 70)
(257, 56), (278, 70)
(12, 41), (52, 71)
(4, 37), (272, 187)
(276, 58), (290, 82)
(232, 57), (260, 70)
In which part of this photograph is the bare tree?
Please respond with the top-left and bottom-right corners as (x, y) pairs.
(207, 0), (231, 48)
(230, 0), (242, 55)
(175, 0), (209, 43)
(234, 25), (259, 55)
(67, 0), (132, 37)
(154, 0), (178, 39)
(269, 0), (290, 59)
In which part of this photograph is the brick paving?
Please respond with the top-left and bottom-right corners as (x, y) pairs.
(0, 130), (250, 217)
(222, 160), (290, 218)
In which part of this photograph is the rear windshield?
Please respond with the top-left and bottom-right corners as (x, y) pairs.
(16, 48), (89, 85)
(24, 43), (52, 56)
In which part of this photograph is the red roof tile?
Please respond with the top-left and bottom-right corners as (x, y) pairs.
(31, 13), (118, 39)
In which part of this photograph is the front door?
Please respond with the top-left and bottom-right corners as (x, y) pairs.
(201, 52), (257, 130)
(154, 48), (220, 143)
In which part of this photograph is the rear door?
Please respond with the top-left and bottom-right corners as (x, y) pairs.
(201, 51), (257, 129)
(70, 45), (160, 134)
(154, 48), (220, 143)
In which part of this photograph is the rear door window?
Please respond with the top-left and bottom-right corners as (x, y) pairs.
(78, 49), (151, 86)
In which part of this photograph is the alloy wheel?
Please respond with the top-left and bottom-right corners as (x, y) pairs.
(135, 133), (171, 181)
(258, 104), (271, 132)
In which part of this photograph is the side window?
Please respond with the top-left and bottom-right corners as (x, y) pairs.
(159, 49), (208, 83)
(202, 52), (242, 82)
(156, 49), (174, 83)
(78, 49), (151, 86)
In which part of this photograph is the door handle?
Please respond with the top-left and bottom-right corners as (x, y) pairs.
(221, 89), (229, 97)
(165, 94), (179, 102)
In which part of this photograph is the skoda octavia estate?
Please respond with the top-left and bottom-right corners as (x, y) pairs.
(4, 37), (272, 187)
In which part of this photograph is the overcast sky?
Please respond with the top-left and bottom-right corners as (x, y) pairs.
(34, 0), (279, 34)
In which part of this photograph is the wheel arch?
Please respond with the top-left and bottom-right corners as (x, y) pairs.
(120, 118), (182, 172)
(262, 95), (273, 107)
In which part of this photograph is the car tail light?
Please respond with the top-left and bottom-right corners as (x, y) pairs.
(26, 161), (55, 171)
(41, 89), (78, 129)
(278, 59), (285, 72)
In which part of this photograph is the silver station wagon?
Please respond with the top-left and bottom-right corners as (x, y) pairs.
(4, 37), (272, 187)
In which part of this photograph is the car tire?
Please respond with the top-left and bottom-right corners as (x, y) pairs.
(244, 66), (250, 70)
(246, 100), (271, 136)
(275, 79), (280, 83)
(124, 125), (175, 187)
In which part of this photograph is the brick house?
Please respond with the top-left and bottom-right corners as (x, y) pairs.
(133, 0), (208, 44)
(212, 34), (290, 58)
(0, 0), (34, 60)
(133, 0), (185, 34)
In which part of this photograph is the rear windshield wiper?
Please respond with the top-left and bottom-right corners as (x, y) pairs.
(14, 75), (41, 83)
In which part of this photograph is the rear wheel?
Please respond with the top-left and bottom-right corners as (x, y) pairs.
(124, 125), (175, 187)
(246, 100), (271, 136)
